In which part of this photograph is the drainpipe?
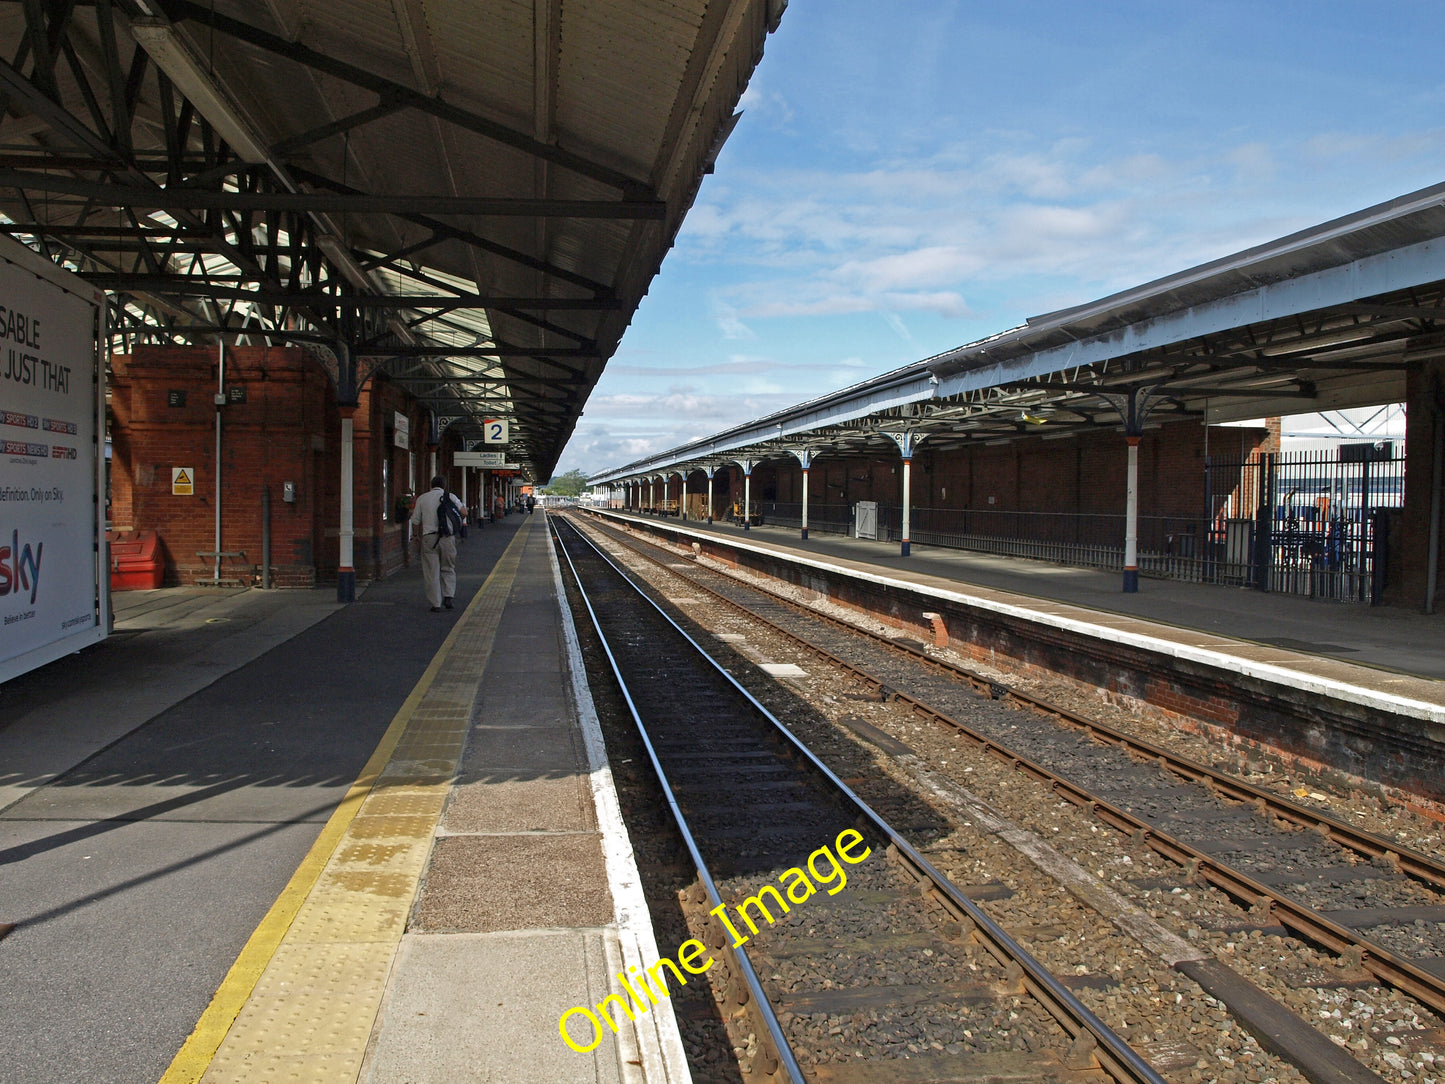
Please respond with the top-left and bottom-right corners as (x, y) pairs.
(261, 485), (271, 589)
(1427, 403), (1443, 614)
(1124, 435), (1140, 592)
(900, 455), (913, 557)
(801, 465), (810, 540)
(214, 340), (224, 584)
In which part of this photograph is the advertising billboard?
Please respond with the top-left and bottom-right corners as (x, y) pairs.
(0, 235), (108, 683)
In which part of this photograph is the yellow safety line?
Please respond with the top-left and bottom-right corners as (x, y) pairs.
(159, 520), (534, 1084)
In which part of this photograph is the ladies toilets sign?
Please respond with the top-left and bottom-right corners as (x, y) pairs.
(0, 235), (108, 683)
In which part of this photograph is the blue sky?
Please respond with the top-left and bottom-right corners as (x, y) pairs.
(553, 0), (1445, 478)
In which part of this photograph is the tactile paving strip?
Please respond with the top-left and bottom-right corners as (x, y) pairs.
(165, 519), (535, 1084)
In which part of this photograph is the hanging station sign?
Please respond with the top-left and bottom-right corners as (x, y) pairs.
(454, 451), (520, 469)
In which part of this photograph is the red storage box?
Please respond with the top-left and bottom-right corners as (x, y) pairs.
(109, 529), (165, 590)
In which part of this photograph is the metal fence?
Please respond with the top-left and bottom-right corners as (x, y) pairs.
(754, 500), (854, 535)
(748, 443), (1405, 603)
(1203, 444), (1404, 602)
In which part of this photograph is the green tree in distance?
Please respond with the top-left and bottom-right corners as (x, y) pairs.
(542, 468), (589, 496)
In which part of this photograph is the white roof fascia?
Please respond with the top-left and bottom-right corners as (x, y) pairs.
(936, 233), (1445, 400)
(591, 375), (937, 483)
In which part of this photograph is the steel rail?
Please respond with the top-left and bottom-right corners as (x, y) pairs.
(553, 516), (1167, 1084)
(552, 520), (804, 1083)
(574, 510), (1445, 1018)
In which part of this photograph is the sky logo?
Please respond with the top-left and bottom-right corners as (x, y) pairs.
(0, 529), (42, 604)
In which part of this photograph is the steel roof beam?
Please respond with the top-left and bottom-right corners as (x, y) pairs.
(358, 233), (444, 272)
(287, 166), (613, 296)
(269, 96), (409, 156)
(76, 275), (622, 310)
(0, 56), (121, 162)
(0, 170), (666, 217)
(0, 224), (187, 238)
(362, 345), (597, 358)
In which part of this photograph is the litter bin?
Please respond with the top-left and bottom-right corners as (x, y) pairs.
(109, 529), (165, 590)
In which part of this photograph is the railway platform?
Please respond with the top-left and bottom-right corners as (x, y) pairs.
(0, 511), (686, 1084)
(622, 511), (1445, 686)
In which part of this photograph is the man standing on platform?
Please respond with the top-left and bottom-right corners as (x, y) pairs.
(410, 475), (466, 612)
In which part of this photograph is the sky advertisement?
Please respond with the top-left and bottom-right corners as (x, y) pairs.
(0, 237), (106, 682)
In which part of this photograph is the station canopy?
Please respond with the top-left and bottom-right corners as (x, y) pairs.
(0, 0), (787, 479)
(593, 181), (1445, 484)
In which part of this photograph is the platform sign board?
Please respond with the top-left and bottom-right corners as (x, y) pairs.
(454, 451), (514, 468)
(0, 233), (108, 684)
(481, 418), (508, 444)
(393, 411), (409, 450)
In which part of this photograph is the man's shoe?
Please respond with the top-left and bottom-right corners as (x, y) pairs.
(442, 597), (453, 609)
(429, 606), (442, 613)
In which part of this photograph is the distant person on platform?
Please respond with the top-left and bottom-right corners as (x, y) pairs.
(410, 476), (466, 612)
(526, 494), (536, 514)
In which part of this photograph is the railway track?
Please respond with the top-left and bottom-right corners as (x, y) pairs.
(568, 509), (1445, 1083)
(552, 515), (1166, 1083)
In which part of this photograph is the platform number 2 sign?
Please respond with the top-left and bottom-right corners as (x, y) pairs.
(482, 418), (508, 444)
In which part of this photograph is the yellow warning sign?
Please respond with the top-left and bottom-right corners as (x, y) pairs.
(172, 467), (194, 495)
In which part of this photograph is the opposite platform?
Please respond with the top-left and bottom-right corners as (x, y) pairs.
(607, 510), (1445, 695)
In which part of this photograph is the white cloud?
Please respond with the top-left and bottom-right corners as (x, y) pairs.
(738, 84), (795, 127)
(709, 298), (756, 340)
(833, 245), (984, 292)
(881, 311), (912, 343)
(670, 121), (1445, 338)
(716, 313), (755, 340)
(1226, 141), (1277, 182)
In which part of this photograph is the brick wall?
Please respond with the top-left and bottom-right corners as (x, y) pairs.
(710, 420), (1273, 522)
(111, 346), (332, 586)
(1399, 359), (1445, 610)
(110, 348), (437, 587)
(351, 376), (420, 582)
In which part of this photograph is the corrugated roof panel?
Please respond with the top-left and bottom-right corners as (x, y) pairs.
(290, 0), (416, 78)
(429, 0), (536, 123)
(555, 1), (701, 173)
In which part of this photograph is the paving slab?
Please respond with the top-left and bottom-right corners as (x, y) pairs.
(442, 773), (598, 834)
(361, 931), (626, 1084)
(461, 723), (587, 772)
(477, 684), (574, 726)
(410, 832), (615, 933)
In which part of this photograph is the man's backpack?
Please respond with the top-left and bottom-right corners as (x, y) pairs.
(436, 487), (466, 541)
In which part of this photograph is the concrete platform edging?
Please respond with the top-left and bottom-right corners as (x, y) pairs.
(599, 511), (1445, 725)
(546, 518), (694, 1084)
